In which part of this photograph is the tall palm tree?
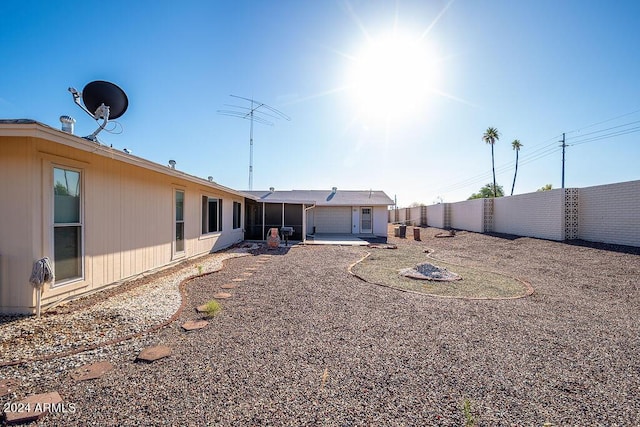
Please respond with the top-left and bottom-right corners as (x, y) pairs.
(482, 127), (500, 197)
(510, 139), (523, 196)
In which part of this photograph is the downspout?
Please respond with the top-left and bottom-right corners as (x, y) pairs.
(303, 203), (316, 243)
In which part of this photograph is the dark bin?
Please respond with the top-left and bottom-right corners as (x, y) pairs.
(398, 225), (406, 238)
(413, 227), (421, 241)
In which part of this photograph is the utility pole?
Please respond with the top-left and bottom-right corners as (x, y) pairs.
(560, 132), (566, 188)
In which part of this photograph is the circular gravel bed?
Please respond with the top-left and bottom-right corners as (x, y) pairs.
(2, 230), (639, 426)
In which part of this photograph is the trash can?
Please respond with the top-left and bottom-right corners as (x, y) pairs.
(398, 225), (406, 238)
(413, 227), (421, 241)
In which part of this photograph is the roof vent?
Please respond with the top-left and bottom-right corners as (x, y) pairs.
(168, 160), (176, 169)
(269, 187), (275, 192)
(208, 176), (214, 182)
(332, 187), (337, 193)
(60, 115), (76, 134)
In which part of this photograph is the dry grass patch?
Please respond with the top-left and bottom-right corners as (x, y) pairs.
(351, 245), (531, 299)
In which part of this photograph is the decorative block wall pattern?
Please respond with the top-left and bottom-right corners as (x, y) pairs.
(483, 198), (494, 232)
(564, 188), (579, 240)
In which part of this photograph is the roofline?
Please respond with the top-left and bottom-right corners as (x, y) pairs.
(0, 120), (257, 200)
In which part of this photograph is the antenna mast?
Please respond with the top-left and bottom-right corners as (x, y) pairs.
(218, 95), (290, 190)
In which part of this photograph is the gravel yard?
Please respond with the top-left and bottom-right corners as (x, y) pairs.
(2, 229), (640, 426)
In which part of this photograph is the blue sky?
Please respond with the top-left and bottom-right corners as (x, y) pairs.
(2, 0), (639, 206)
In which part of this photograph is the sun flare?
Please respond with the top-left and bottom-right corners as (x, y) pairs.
(347, 32), (440, 122)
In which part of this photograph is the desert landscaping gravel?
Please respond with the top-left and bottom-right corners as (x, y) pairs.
(2, 227), (640, 426)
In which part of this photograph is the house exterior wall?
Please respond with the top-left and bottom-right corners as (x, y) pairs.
(578, 180), (640, 247)
(450, 199), (484, 232)
(493, 190), (565, 240)
(372, 206), (388, 236)
(0, 133), (243, 314)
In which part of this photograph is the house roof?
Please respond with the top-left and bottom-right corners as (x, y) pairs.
(0, 119), (252, 199)
(245, 189), (394, 206)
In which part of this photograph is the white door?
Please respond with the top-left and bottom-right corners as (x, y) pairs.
(360, 207), (372, 233)
(352, 208), (359, 234)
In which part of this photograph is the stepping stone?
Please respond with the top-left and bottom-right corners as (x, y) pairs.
(196, 304), (209, 313)
(232, 278), (244, 282)
(245, 267), (258, 271)
(0, 379), (19, 397)
(4, 391), (62, 424)
(213, 292), (232, 299)
(241, 272), (253, 276)
(69, 361), (113, 381)
(136, 345), (172, 362)
(220, 283), (237, 289)
(182, 320), (209, 331)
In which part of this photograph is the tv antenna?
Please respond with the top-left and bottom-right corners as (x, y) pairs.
(68, 80), (128, 142)
(218, 95), (290, 190)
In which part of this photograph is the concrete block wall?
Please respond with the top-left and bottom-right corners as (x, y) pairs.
(493, 189), (565, 240)
(388, 179), (639, 247)
(450, 199), (484, 232)
(578, 180), (640, 247)
(426, 204), (446, 229)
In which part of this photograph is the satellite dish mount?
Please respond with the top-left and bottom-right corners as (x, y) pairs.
(68, 80), (128, 142)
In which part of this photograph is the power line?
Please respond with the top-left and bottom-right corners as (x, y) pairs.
(436, 108), (640, 195)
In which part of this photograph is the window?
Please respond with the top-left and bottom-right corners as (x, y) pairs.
(233, 201), (242, 229)
(53, 167), (83, 283)
(202, 196), (222, 233)
(175, 190), (185, 253)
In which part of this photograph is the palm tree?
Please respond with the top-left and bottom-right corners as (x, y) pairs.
(510, 139), (523, 196)
(482, 127), (500, 197)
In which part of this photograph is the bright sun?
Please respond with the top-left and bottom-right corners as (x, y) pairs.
(347, 32), (440, 122)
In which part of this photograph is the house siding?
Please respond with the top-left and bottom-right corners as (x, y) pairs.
(0, 133), (243, 314)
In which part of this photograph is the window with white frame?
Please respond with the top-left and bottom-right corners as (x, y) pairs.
(175, 190), (185, 253)
(233, 201), (242, 229)
(202, 196), (222, 234)
(53, 167), (83, 283)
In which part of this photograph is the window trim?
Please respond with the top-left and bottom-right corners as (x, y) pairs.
(51, 165), (84, 287)
(201, 195), (223, 235)
(233, 201), (242, 230)
(174, 189), (186, 257)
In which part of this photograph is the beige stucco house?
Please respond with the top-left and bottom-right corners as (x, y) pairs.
(0, 120), (247, 314)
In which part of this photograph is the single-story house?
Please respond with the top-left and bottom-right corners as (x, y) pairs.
(0, 119), (247, 314)
(244, 189), (393, 241)
(0, 119), (394, 314)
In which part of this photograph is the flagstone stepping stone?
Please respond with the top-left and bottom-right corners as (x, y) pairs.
(232, 278), (244, 282)
(220, 283), (237, 289)
(182, 320), (209, 331)
(4, 391), (62, 424)
(196, 304), (209, 313)
(245, 267), (258, 271)
(241, 272), (253, 276)
(0, 379), (19, 397)
(136, 345), (172, 362)
(69, 361), (113, 381)
(213, 292), (232, 299)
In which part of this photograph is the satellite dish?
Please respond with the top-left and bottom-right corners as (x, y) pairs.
(68, 80), (129, 141)
(82, 81), (128, 119)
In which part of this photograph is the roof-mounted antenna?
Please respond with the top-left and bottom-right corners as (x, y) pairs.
(68, 80), (128, 142)
(218, 95), (290, 190)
